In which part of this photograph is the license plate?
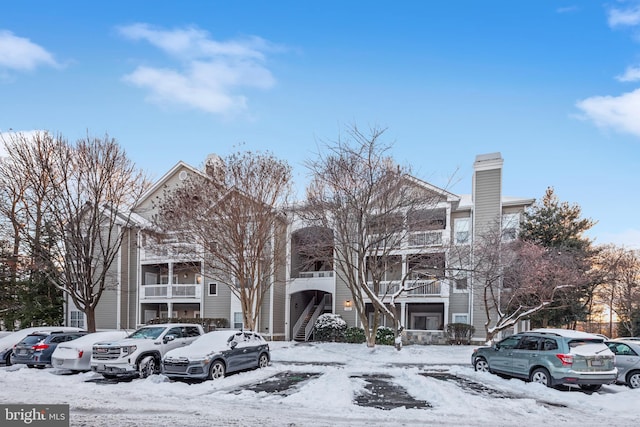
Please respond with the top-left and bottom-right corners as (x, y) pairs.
(95, 348), (108, 353)
(17, 349), (26, 355)
(590, 360), (603, 366)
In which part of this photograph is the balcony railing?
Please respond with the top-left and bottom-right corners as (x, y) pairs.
(369, 280), (443, 297)
(141, 284), (202, 300)
(298, 271), (334, 278)
(141, 242), (201, 262)
(407, 230), (443, 247)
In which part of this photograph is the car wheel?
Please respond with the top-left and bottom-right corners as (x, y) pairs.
(208, 360), (225, 380)
(258, 353), (269, 369)
(27, 364), (35, 369)
(4, 353), (11, 366)
(579, 384), (602, 392)
(530, 368), (551, 387)
(138, 356), (157, 379)
(627, 371), (640, 389)
(474, 357), (490, 373)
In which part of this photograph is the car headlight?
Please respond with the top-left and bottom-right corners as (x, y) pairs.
(122, 346), (137, 355)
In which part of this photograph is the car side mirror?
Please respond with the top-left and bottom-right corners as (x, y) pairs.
(164, 335), (176, 343)
(493, 343), (500, 350)
(229, 341), (238, 349)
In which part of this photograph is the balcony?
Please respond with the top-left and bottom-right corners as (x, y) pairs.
(140, 284), (202, 300)
(407, 230), (443, 247)
(298, 271), (334, 278)
(140, 242), (201, 262)
(369, 280), (446, 297)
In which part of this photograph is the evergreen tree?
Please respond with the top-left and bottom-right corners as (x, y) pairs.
(520, 187), (597, 328)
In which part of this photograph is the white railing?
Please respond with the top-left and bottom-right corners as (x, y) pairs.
(292, 297), (315, 339)
(141, 284), (201, 299)
(407, 230), (443, 247)
(304, 294), (330, 341)
(298, 271), (334, 278)
(140, 242), (201, 261)
(142, 285), (168, 298)
(370, 280), (442, 296)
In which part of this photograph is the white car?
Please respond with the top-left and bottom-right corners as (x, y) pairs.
(91, 323), (204, 378)
(51, 330), (129, 372)
(0, 327), (85, 366)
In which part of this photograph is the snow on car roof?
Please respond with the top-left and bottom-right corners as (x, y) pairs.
(531, 328), (603, 339)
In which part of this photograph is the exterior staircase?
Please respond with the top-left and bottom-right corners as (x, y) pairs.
(294, 305), (318, 341)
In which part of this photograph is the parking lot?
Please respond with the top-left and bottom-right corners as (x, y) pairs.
(1, 342), (638, 426)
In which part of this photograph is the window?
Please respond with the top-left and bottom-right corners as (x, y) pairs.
(452, 313), (468, 324)
(233, 312), (243, 329)
(70, 311), (85, 328)
(454, 218), (470, 244)
(518, 336), (541, 350)
(454, 276), (468, 291)
(502, 213), (520, 241)
(410, 313), (442, 330)
(208, 283), (218, 296)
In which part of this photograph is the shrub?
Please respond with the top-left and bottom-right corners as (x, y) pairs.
(344, 327), (366, 343)
(314, 313), (347, 342)
(375, 326), (395, 345)
(445, 323), (475, 345)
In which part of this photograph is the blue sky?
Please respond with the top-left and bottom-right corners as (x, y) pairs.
(1, 1), (639, 248)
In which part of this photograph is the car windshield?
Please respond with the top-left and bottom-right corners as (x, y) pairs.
(128, 327), (165, 340)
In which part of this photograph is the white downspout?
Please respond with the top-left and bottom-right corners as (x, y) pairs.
(116, 225), (122, 330)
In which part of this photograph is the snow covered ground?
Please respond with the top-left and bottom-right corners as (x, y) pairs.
(0, 341), (637, 426)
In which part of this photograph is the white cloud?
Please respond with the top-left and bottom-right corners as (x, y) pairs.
(0, 30), (59, 70)
(616, 65), (640, 81)
(117, 23), (278, 115)
(608, 4), (640, 27)
(575, 88), (640, 137)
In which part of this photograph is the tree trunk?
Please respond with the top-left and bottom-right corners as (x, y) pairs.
(84, 306), (97, 332)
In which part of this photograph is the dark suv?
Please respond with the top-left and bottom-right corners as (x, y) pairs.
(472, 328), (617, 390)
(11, 331), (87, 368)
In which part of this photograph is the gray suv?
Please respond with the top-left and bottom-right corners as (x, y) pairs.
(472, 328), (617, 391)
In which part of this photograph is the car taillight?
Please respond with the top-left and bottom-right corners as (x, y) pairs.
(78, 350), (84, 358)
(556, 354), (573, 366)
(32, 344), (49, 351)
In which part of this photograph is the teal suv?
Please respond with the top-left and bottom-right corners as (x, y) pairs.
(472, 328), (617, 391)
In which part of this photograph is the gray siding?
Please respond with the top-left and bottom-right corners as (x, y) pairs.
(471, 162), (502, 338)
(448, 294), (469, 320)
(202, 276), (232, 325)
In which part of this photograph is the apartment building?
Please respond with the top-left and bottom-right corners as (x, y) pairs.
(64, 152), (533, 344)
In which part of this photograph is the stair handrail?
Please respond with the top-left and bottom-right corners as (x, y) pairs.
(304, 294), (330, 341)
(292, 296), (316, 339)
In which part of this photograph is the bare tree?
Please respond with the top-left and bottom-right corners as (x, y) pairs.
(302, 125), (446, 348)
(0, 132), (63, 326)
(152, 151), (292, 331)
(42, 133), (149, 332)
(596, 246), (640, 337)
(453, 223), (584, 341)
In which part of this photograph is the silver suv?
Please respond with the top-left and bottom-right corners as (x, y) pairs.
(472, 328), (617, 390)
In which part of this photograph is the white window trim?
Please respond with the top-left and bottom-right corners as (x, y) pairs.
(452, 313), (469, 324)
(208, 282), (218, 296)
